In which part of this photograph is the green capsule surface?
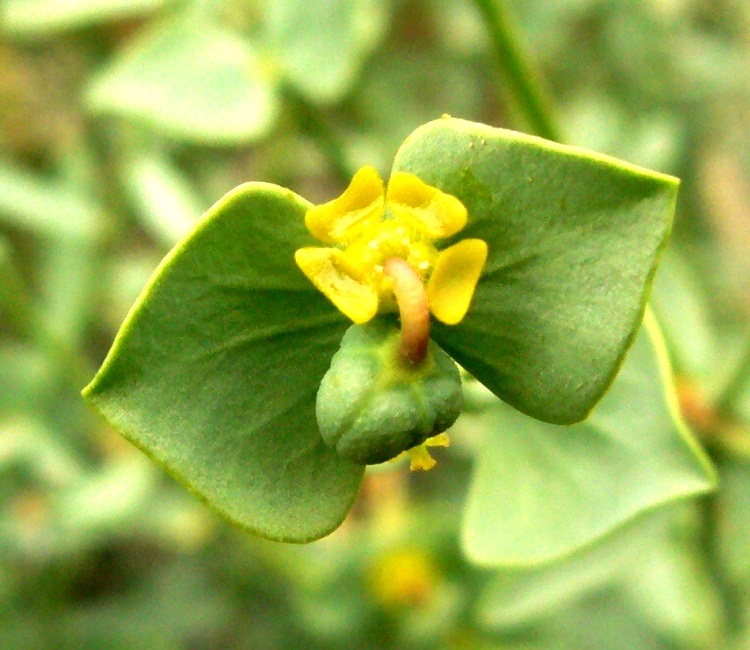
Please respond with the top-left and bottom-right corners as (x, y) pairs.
(316, 319), (462, 465)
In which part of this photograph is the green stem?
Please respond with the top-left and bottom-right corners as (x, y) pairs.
(0, 240), (32, 335)
(471, 0), (562, 142)
(281, 84), (355, 185)
(715, 334), (750, 415)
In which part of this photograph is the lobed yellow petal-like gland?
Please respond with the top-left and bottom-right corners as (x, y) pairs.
(305, 166), (385, 244)
(427, 239), (488, 325)
(295, 247), (378, 323)
(387, 172), (467, 240)
(400, 433), (450, 472)
(425, 432), (450, 448)
(407, 445), (437, 471)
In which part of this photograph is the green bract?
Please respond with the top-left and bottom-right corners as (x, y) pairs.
(317, 319), (462, 465)
(84, 183), (360, 542)
(392, 117), (678, 424)
(83, 118), (694, 544)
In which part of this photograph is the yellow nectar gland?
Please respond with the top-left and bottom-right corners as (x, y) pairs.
(396, 432), (451, 471)
(295, 166), (487, 326)
(337, 219), (437, 315)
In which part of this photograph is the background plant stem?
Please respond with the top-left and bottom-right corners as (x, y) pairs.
(282, 84), (355, 185)
(471, 0), (563, 142)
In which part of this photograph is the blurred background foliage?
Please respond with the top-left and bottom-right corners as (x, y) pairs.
(1, 0), (750, 648)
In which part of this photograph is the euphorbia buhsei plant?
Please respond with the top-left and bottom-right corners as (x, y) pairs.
(83, 117), (710, 547)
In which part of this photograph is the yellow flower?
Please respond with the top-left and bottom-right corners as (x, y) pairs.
(367, 547), (440, 608)
(295, 166), (487, 326)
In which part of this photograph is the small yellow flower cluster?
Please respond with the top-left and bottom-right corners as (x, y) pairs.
(367, 547), (440, 608)
(296, 167), (487, 472)
(295, 166), (487, 326)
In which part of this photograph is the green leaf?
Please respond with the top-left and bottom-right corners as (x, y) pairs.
(0, 345), (54, 414)
(622, 513), (723, 650)
(478, 505), (722, 649)
(649, 245), (716, 379)
(83, 183), (362, 542)
(716, 458), (750, 594)
(392, 117), (677, 424)
(37, 235), (100, 350)
(264, 0), (387, 103)
(0, 159), (102, 241)
(460, 311), (715, 565)
(1, 0), (168, 36)
(85, 13), (279, 144)
(0, 161), (104, 349)
(117, 141), (207, 247)
(0, 413), (86, 491)
(477, 511), (656, 629)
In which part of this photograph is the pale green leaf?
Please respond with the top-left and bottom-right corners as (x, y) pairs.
(479, 505), (722, 648)
(86, 13), (279, 143)
(0, 159), (102, 240)
(264, 0), (387, 103)
(1, 0), (168, 36)
(650, 245), (717, 379)
(461, 311), (715, 565)
(118, 143), (207, 247)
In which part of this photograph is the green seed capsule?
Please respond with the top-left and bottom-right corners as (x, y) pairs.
(316, 319), (462, 465)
